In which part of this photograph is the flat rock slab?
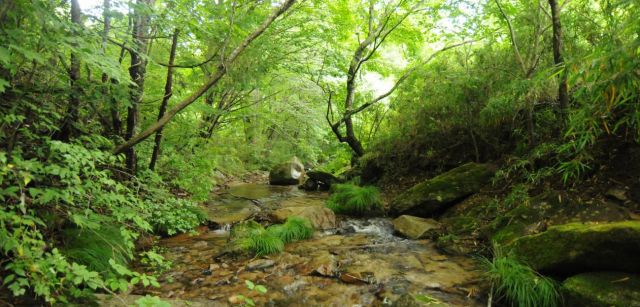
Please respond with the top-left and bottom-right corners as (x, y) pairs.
(271, 206), (336, 230)
(204, 199), (259, 225)
(392, 215), (441, 239)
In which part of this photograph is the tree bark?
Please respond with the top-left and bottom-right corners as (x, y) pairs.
(549, 0), (568, 115)
(57, 0), (81, 141)
(113, 0), (296, 155)
(125, 0), (153, 173)
(149, 28), (179, 171)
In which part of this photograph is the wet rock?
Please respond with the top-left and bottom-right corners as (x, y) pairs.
(203, 199), (259, 225)
(301, 171), (343, 191)
(269, 157), (305, 185)
(271, 206), (336, 230)
(339, 272), (368, 284)
(562, 271), (640, 307)
(246, 259), (275, 271)
(506, 221), (640, 274)
(389, 163), (496, 217)
(392, 215), (441, 239)
(95, 294), (210, 307)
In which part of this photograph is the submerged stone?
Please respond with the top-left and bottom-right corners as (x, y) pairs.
(392, 215), (441, 240)
(389, 163), (495, 217)
(562, 271), (640, 307)
(506, 221), (640, 274)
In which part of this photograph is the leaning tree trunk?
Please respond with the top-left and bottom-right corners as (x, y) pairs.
(57, 0), (81, 142)
(113, 0), (296, 155)
(549, 0), (568, 117)
(125, 0), (153, 173)
(149, 28), (179, 171)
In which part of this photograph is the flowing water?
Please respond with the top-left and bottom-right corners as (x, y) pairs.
(128, 184), (487, 306)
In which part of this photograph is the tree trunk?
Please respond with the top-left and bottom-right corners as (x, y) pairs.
(57, 0), (81, 142)
(125, 0), (153, 173)
(113, 0), (296, 155)
(549, 0), (568, 115)
(149, 28), (179, 171)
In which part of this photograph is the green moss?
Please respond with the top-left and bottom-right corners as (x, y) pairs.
(442, 216), (479, 235)
(506, 221), (640, 274)
(389, 163), (495, 216)
(563, 272), (640, 307)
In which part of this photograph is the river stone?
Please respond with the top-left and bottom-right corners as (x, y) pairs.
(95, 294), (211, 307)
(506, 221), (640, 274)
(271, 206), (336, 230)
(246, 259), (275, 271)
(392, 215), (441, 240)
(562, 271), (640, 307)
(269, 157), (305, 185)
(203, 199), (259, 225)
(389, 163), (495, 217)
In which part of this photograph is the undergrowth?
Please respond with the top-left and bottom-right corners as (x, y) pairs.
(326, 184), (382, 216)
(482, 251), (560, 307)
(267, 216), (314, 243)
(62, 226), (131, 276)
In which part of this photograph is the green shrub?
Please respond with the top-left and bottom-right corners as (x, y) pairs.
(482, 252), (560, 307)
(326, 184), (382, 216)
(149, 198), (207, 236)
(267, 216), (313, 243)
(62, 226), (131, 276)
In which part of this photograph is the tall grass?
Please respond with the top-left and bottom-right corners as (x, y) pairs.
(62, 225), (131, 276)
(230, 217), (314, 256)
(267, 216), (314, 243)
(482, 251), (560, 307)
(326, 184), (383, 216)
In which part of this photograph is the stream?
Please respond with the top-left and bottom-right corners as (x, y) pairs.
(129, 184), (486, 306)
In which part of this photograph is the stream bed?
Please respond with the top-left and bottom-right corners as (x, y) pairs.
(129, 184), (487, 306)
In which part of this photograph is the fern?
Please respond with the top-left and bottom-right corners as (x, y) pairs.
(231, 220), (285, 256)
(62, 225), (131, 276)
(482, 251), (560, 307)
(326, 184), (382, 216)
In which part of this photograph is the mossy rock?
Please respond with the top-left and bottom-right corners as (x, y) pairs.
(269, 157), (305, 185)
(562, 271), (640, 307)
(389, 163), (496, 217)
(488, 190), (630, 246)
(506, 221), (640, 274)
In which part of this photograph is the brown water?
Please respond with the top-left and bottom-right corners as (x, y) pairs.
(129, 184), (487, 306)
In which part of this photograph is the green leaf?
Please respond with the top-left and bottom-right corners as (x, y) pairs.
(245, 280), (255, 290)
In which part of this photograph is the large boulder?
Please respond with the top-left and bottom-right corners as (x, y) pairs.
(300, 170), (343, 191)
(392, 215), (441, 240)
(506, 221), (640, 274)
(270, 206), (336, 230)
(269, 157), (305, 185)
(562, 271), (640, 307)
(389, 163), (495, 217)
(489, 190), (630, 245)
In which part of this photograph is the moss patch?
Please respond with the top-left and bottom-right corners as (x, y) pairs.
(389, 163), (495, 217)
(506, 221), (640, 274)
(562, 271), (640, 307)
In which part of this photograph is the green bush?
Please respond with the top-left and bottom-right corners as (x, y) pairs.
(482, 252), (560, 307)
(326, 184), (382, 216)
(149, 198), (207, 236)
(267, 216), (314, 243)
(62, 226), (131, 276)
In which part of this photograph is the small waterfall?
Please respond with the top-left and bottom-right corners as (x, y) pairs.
(213, 223), (232, 234)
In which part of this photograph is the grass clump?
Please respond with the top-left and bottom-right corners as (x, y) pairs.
(230, 220), (284, 256)
(267, 216), (314, 243)
(326, 183), (383, 216)
(482, 251), (560, 307)
(62, 225), (132, 276)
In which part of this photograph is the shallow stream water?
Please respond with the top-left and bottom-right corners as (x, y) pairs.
(130, 184), (486, 306)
